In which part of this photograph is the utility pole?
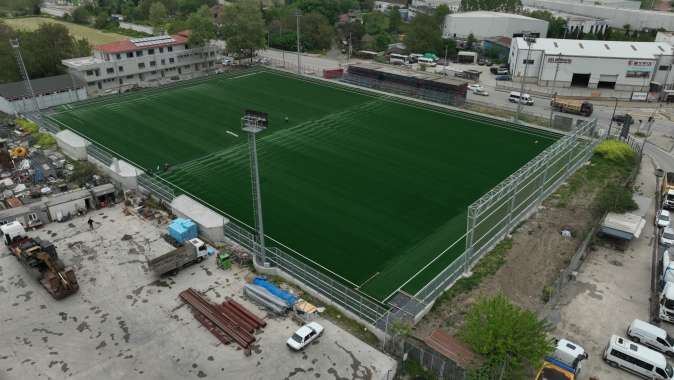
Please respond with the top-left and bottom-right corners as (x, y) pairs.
(549, 53), (562, 128)
(241, 110), (269, 265)
(295, 10), (302, 74)
(608, 97), (618, 137)
(516, 32), (535, 123)
(280, 24), (286, 68)
(9, 38), (40, 116)
(347, 32), (352, 65)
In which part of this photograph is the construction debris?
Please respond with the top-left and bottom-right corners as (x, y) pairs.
(179, 288), (265, 355)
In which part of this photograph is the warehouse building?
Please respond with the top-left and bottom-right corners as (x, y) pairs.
(509, 38), (674, 92)
(442, 11), (548, 40)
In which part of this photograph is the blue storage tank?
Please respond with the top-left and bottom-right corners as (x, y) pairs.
(168, 218), (198, 243)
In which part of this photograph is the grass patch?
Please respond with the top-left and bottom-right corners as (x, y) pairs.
(403, 359), (438, 380)
(3, 17), (127, 44)
(432, 238), (512, 311)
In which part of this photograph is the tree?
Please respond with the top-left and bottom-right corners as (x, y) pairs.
(405, 13), (443, 54)
(388, 6), (402, 34)
(461, 294), (554, 378)
(460, 0), (521, 12)
(433, 4), (450, 26)
(466, 32), (476, 50)
(71, 5), (91, 24)
(188, 5), (215, 47)
(364, 11), (389, 36)
(149, 2), (168, 28)
(299, 12), (335, 52)
(220, 1), (265, 59)
(94, 11), (110, 29)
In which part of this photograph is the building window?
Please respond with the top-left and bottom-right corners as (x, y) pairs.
(86, 70), (94, 76)
(138, 62), (145, 69)
(95, 69), (100, 77)
(660, 65), (671, 71)
(523, 59), (534, 64)
(126, 52), (133, 58)
(626, 70), (650, 78)
(185, 44), (190, 49)
(169, 57), (175, 63)
(148, 48), (154, 55)
(126, 75), (133, 79)
(136, 50), (143, 57)
(150, 61), (156, 67)
(119, 66), (124, 72)
(106, 68), (114, 74)
(168, 46), (173, 52)
(116, 54), (121, 60)
(161, 59), (165, 65)
(159, 47), (164, 53)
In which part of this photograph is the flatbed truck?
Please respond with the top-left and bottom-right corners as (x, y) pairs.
(147, 238), (214, 275)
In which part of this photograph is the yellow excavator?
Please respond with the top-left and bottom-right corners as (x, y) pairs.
(1, 221), (78, 299)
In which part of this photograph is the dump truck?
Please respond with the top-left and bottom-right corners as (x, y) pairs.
(1, 221), (78, 299)
(663, 172), (674, 209)
(550, 98), (593, 117)
(148, 238), (214, 275)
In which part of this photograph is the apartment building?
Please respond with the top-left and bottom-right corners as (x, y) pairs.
(62, 31), (221, 96)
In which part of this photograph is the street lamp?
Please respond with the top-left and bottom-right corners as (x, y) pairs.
(295, 10), (302, 74)
(516, 32), (536, 123)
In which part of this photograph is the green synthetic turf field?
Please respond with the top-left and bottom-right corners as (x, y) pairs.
(49, 69), (558, 301)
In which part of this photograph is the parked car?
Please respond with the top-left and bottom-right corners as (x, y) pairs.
(477, 58), (485, 65)
(474, 88), (489, 96)
(659, 210), (672, 229)
(485, 59), (493, 66)
(508, 91), (534, 105)
(662, 227), (674, 246)
(612, 114), (627, 124)
(467, 84), (483, 92)
(222, 56), (234, 66)
(287, 322), (324, 351)
(495, 74), (511, 81)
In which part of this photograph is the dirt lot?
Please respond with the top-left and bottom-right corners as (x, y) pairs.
(415, 157), (627, 338)
(0, 205), (396, 380)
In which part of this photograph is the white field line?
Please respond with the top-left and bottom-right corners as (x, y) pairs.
(225, 130), (239, 137)
(357, 272), (380, 289)
(383, 231), (468, 302)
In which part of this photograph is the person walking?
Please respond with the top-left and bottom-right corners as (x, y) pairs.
(87, 217), (94, 230)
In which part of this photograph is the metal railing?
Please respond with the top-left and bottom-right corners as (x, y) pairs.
(412, 118), (600, 306)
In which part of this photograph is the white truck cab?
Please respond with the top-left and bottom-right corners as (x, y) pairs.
(0, 221), (27, 245)
(551, 338), (588, 374)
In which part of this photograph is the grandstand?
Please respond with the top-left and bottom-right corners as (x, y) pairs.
(342, 63), (469, 106)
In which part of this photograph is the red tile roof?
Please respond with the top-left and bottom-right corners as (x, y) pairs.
(95, 34), (189, 54)
(423, 329), (482, 369)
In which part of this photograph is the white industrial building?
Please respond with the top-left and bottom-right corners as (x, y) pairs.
(62, 31), (221, 97)
(0, 74), (87, 115)
(442, 11), (549, 40)
(523, 0), (674, 30)
(509, 37), (674, 92)
(525, 9), (609, 37)
(411, 0), (461, 11)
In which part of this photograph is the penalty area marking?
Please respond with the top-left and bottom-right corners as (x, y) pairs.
(226, 130), (239, 138)
(357, 272), (380, 289)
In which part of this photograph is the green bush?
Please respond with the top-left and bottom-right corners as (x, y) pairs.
(35, 132), (56, 147)
(16, 118), (39, 134)
(596, 182), (638, 214)
(594, 140), (635, 164)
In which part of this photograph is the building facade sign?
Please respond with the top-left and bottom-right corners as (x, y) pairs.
(547, 57), (572, 64)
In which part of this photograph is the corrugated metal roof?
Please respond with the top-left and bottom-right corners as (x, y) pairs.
(515, 37), (674, 59)
(0, 74), (84, 101)
(449, 11), (544, 20)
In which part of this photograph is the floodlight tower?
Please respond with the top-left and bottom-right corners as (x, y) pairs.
(515, 32), (536, 124)
(10, 38), (40, 116)
(242, 110), (269, 264)
(295, 10), (302, 74)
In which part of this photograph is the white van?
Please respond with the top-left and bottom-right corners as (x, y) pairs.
(627, 319), (674, 356)
(508, 91), (534, 105)
(660, 282), (674, 323)
(417, 57), (436, 67)
(603, 335), (674, 379)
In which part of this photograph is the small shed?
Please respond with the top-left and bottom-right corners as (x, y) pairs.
(45, 188), (93, 221)
(599, 212), (646, 240)
(0, 200), (48, 227)
(170, 195), (229, 243)
(56, 130), (90, 161)
(457, 51), (477, 64)
(423, 329), (482, 371)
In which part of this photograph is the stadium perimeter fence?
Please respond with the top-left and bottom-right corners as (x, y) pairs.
(42, 67), (602, 337)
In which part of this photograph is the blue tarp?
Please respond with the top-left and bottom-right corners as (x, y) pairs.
(168, 218), (198, 243)
(253, 277), (298, 306)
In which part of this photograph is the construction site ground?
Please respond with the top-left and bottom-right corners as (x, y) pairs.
(0, 205), (396, 380)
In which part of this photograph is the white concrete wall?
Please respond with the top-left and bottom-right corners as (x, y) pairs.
(48, 199), (87, 221)
(119, 22), (154, 35)
(523, 0), (674, 30)
(443, 14), (549, 40)
(0, 97), (14, 115)
(56, 130), (90, 161)
(9, 88), (87, 113)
